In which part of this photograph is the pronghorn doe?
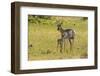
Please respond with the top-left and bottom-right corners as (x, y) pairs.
(57, 22), (75, 52)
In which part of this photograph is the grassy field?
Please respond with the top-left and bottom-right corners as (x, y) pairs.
(28, 15), (88, 61)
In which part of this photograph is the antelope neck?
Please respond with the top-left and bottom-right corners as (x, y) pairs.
(59, 27), (64, 33)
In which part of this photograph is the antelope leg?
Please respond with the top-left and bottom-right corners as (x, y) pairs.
(60, 44), (62, 53)
(69, 39), (72, 51)
(57, 42), (58, 52)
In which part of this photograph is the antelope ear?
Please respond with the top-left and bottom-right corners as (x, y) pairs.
(60, 21), (63, 24)
(56, 21), (60, 26)
(55, 20), (58, 24)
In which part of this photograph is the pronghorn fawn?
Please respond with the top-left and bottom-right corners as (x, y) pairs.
(57, 22), (75, 53)
(57, 38), (63, 53)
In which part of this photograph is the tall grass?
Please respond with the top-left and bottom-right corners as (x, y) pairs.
(28, 15), (88, 60)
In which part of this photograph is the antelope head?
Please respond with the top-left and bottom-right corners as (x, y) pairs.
(56, 21), (62, 31)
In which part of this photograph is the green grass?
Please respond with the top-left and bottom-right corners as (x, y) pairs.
(28, 16), (88, 60)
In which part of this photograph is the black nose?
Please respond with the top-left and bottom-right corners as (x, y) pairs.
(57, 28), (59, 30)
